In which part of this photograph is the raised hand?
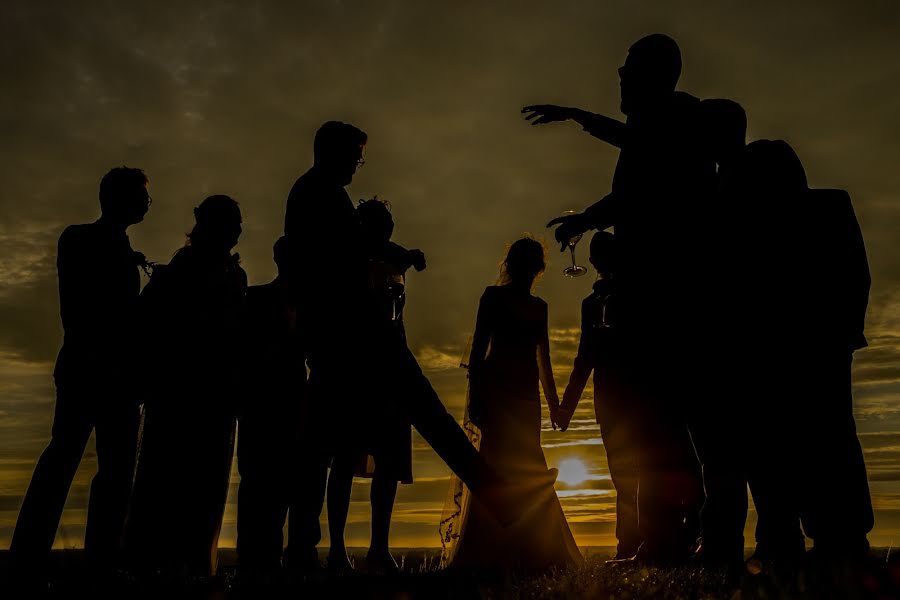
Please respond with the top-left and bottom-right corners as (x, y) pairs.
(546, 213), (590, 251)
(521, 104), (572, 125)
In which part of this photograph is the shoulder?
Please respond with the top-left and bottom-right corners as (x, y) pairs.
(58, 223), (92, 248)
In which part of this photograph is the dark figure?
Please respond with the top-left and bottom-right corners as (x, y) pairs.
(558, 231), (641, 560)
(10, 167), (151, 585)
(125, 195), (246, 577)
(689, 98), (751, 568)
(526, 34), (710, 562)
(796, 182), (873, 558)
(326, 198), (426, 573)
(236, 236), (305, 577)
(285, 121), (510, 571)
(448, 238), (581, 569)
(730, 140), (812, 569)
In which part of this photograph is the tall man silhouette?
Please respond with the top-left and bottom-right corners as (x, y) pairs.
(11, 167), (151, 582)
(525, 34), (712, 563)
(285, 121), (509, 570)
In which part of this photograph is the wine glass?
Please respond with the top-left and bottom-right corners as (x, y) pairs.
(560, 210), (588, 278)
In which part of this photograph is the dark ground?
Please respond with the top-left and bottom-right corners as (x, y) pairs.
(2, 547), (900, 599)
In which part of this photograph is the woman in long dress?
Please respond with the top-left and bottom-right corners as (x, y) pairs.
(441, 238), (582, 570)
(125, 195), (246, 577)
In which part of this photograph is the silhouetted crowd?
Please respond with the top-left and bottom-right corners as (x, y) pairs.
(8, 33), (872, 593)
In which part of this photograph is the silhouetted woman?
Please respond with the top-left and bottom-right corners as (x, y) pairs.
(125, 195), (247, 578)
(442, 238), (582, 570)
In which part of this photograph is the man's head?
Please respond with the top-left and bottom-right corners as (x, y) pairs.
(313, 121), (367, 186)
(701, 99), (747, 169)
(619, 34), (681, 115)
(189, 194), (243, 253)
(99, 166), (150, 226)
(589, 230), (617, 274)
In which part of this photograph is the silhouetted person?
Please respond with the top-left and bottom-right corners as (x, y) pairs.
(236, 236), (305, 578)
(448, 238), (581, 569)
(689, 99), (751, 568)
(125, 195), (246, 578)
(285, 121), (512, 570)
(10, 167), (151, 586)
(730, 140), (810, 570)
(325, 199), (425, 574)
(792, 156), (873, 560)
(557, 231), (641, 560)
(527, 34), (710, 562)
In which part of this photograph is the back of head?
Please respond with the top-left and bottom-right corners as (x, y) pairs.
(627, 33), (682, 91)
(99, 166), (150, 224)
(502, 237), (546, 286)
(356, 198), (394, 242)
(189, 194), (243, 252)
(273, 235), (292, 271)
(314, 121), (368, 165)
(739, 140), (808, 199)
(589, 230), (617, 272)
(701, 98), (747, 166)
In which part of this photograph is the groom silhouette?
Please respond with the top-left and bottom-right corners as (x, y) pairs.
(285, 121), (512, 569)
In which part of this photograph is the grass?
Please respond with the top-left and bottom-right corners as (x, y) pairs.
(2, 548), (899, 598)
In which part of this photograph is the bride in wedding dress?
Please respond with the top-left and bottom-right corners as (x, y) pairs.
(440, 238), (582, 570)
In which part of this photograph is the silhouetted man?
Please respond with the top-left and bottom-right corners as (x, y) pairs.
(236, 236), (305, 577)
(10, 167), (151, 583)
(526, 34), (712, 563)
(285, 121), (508, 570)
(689, 98), (751, 568)
(558, 231), (641, 560)
(794, 170), (873, 562)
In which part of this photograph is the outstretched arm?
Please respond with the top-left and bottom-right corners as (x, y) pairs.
(537, 302), (561, 430)
(522, 105), (628, 149)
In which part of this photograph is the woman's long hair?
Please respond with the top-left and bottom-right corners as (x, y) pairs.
(497, 236), (547, 289)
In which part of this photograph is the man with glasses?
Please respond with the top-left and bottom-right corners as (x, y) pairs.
(11, 167), (152, 589)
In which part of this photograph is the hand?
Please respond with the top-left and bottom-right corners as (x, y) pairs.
(408, 249), (426, 272)
(546, 213), (590, 251)
(556, 407), (574, 432)
(522, 104), (572, 125)
(549, 403), (560, 431)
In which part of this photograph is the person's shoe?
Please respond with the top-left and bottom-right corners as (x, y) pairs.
(283, 547), (322, 577)
(326, 550), (354, 574)
(607, 542), (692, 567)
(365, 549), (400, 575)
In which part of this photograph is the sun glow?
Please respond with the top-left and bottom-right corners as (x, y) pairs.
(556, 458), (589, 486)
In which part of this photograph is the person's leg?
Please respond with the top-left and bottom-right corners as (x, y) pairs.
(237, 415), (290, 572)
(84, 397), (141, 569)
(10, 385), (93, 574)
(596, 370), (642, 559)
(326, 453), (356, 568)
(800, 352), (873, 555)
(369, 468), (398, 556)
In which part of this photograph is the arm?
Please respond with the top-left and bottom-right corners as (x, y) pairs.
(546, 193), (622, 251)
(839, 192), (871, 350)
(559, 300), (594, 430)
(466, 289), (493, 426)
(522, 105), (628, 149)
(537, 301), (561, 429)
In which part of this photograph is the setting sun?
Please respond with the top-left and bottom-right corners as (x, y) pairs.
(556, 458), (589, 486)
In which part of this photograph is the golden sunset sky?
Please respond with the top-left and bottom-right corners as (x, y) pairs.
(1, 0), (899, 550)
